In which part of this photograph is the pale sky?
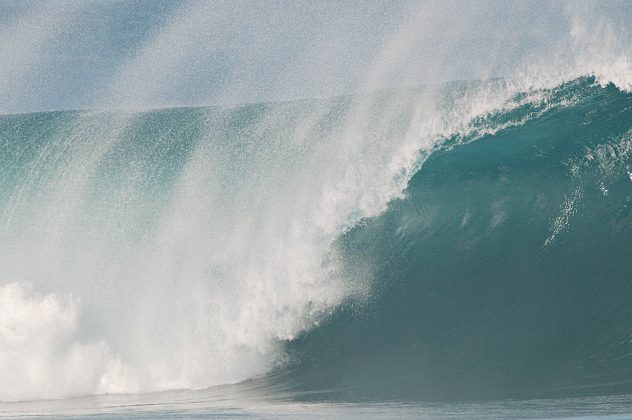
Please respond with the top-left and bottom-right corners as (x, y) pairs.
(0, 0), (630, 113)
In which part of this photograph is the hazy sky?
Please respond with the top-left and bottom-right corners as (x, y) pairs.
(0, 0), (630, 113)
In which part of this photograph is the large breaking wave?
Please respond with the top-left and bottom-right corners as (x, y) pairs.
(0, 75), (631, 403)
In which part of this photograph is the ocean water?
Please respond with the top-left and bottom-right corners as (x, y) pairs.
(0, 75), (631, 418)
(4, 1), (632, 419)
(6, 388), (632, 419)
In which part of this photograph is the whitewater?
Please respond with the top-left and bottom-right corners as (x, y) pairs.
(1, 1), (632, 418)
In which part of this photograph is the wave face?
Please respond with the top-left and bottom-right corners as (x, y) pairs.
(277, 78), (632, 401)
(0, 77), (631, 403)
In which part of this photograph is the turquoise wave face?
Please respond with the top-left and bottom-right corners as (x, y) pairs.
(279, 79), (632, 401)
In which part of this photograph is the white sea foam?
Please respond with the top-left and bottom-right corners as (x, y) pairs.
(0, 283), (136, 401)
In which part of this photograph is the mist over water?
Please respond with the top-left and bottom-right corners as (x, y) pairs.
(0, 0), (632, 409)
